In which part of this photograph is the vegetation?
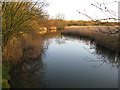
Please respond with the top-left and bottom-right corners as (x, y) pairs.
(1, 0), (119, 88)
(1, 0), (67, 88)
(2, 1), (48, 48)
(62, 26), (119, 51)
(54, 14), (66, 30)
(2, 1), (47, 88)
(2, 65), (11, 88)
(65, 20), (118, 26)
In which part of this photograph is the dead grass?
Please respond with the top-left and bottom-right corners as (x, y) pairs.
(62, 26), (119, 51)
(2, 34), (43, 64)
(2, 31), (62, 64)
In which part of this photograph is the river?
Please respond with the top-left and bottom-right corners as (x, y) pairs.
(10, 32), (119, 88)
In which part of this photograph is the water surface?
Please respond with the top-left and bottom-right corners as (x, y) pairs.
(10, 34), (119, 88)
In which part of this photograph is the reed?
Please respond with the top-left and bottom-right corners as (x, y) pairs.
(2, 34), (43, 64)
(62, 26), (119, 51)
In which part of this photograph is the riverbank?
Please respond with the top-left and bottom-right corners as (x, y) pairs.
(62, 26), (120, 52)
(2, 31), (62, 88)
(9, 33), (119, 88)
(3, 30), (119, 88)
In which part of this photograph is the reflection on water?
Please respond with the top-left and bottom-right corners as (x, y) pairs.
(10, 57), (48, 88)
(10, 33), (119, 88)
(94, 44), (120, 68)
(63, 35), (120, 68)
(55, 35), (120, 68)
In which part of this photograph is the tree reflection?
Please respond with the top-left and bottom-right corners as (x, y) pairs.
(63, 34), (120, 68)
(55, 36), (66, 45)
(84, 41), (120, 68)
(9, 55), (47, 88)
(9, 31), (63, 88)
(10, 33), (120, 88)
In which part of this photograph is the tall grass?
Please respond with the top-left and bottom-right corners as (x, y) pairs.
(2, 1), (48, 63)
(62, 26), (119, 51)
(2, 34), (43, 64)
(2, 1), (48, 88)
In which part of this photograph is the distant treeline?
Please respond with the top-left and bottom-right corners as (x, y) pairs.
(65, 20), (118, 26)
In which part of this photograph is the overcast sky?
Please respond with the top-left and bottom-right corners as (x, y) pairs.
(44, 0), (118, 21)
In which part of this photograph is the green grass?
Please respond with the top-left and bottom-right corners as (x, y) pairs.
(2, 65), (11, 88)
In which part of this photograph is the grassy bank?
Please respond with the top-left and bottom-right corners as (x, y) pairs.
(2, 65), (10, 88)
(2, 33), (43, 88)
(2, 31), (62, 88)
(1, 1), (64, 88)
(62, 26), (119, 52)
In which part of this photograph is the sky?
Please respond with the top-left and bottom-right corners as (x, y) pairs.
(44, 0), (118, 21)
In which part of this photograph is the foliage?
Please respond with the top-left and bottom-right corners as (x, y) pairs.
(54, 14), (66, 30)
(62, 26), (119, 51)
(65, 20), (118, 26)
(2, 65), (11, 88)
(2, 1), (48, 88)
(54, 19), (66, 30)
(2, 1), (48, 49)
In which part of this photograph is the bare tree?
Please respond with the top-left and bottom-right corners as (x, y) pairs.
(54, 13), (66, 30)
(77, 0), (118, 22)
(76, 0), (120, 42)
(2, 0), (48, 49)
(76, 0), (120, 67)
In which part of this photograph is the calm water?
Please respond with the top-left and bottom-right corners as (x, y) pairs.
(10, 34), (119, 88)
